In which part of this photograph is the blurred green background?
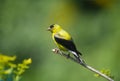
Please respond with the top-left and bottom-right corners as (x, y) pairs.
(0, 0), (120, 81)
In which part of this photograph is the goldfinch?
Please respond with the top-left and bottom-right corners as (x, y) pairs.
(48, 24), (83, 63)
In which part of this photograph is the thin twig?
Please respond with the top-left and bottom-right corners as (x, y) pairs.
(52, 48), (114, 81)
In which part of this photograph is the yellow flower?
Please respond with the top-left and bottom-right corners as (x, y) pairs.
(8, 62), (17, 68)
(14, 58), (32, 76)
(3, 68), (13, 74)
(0, 54), (16, 63)
(0, 54), (32, 81)
(23, 58), (32, 65)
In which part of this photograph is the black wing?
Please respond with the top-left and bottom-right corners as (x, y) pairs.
(54, 35), (81, 55)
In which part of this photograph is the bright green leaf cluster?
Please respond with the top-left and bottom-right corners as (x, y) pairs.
(0, 54), (32, 81)
(94, 68), (114, 79)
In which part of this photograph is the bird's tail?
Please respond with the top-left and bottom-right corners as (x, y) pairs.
(69, 50), (85, 64)
(70, 50), (82, 57)
(76, 50), (82, 56)
(74, 55), (86, 65)
(72, 51), (86, 65)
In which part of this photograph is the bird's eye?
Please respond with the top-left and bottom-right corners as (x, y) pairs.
(50, 24), (54, 28)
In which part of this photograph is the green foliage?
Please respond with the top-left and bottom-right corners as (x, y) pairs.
(0, 54), (32, 81)
(94, 68), (114, 79)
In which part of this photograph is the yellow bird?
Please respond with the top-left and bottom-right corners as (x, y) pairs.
(48, 24), (83, 63)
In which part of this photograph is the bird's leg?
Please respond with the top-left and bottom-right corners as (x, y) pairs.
(52, 48), (63, 55)
(66, 53), (70, 59)
(52, 48), (60, 54)
(73, 55), (86, 66)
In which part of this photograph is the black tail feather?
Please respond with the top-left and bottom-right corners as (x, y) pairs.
(74, 55), (86, 65)
(76, 50), (82, 56)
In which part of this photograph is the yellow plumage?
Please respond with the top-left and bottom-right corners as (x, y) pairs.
(51, 24), (71, 51)
(48, 24), (83, 63)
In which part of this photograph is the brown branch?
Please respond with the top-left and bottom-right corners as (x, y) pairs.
(52, 48), (114, 81)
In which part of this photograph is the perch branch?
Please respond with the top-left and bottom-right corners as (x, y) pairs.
(52, 48), (114, 81)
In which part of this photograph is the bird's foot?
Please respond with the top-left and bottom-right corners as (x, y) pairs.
(52, 48), (63, 55)
(66, 53), (70, 59)
(78, 58), (86, 66)
(52, 48), (60, 54)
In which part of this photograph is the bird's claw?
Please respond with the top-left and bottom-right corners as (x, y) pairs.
(52, 48), (59, 54)
(66, 53), (70, 59)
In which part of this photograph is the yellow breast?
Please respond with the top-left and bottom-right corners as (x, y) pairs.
(52, 29), (72, 51)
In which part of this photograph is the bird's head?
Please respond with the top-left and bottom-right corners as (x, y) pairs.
(48, 24), (62, 33)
